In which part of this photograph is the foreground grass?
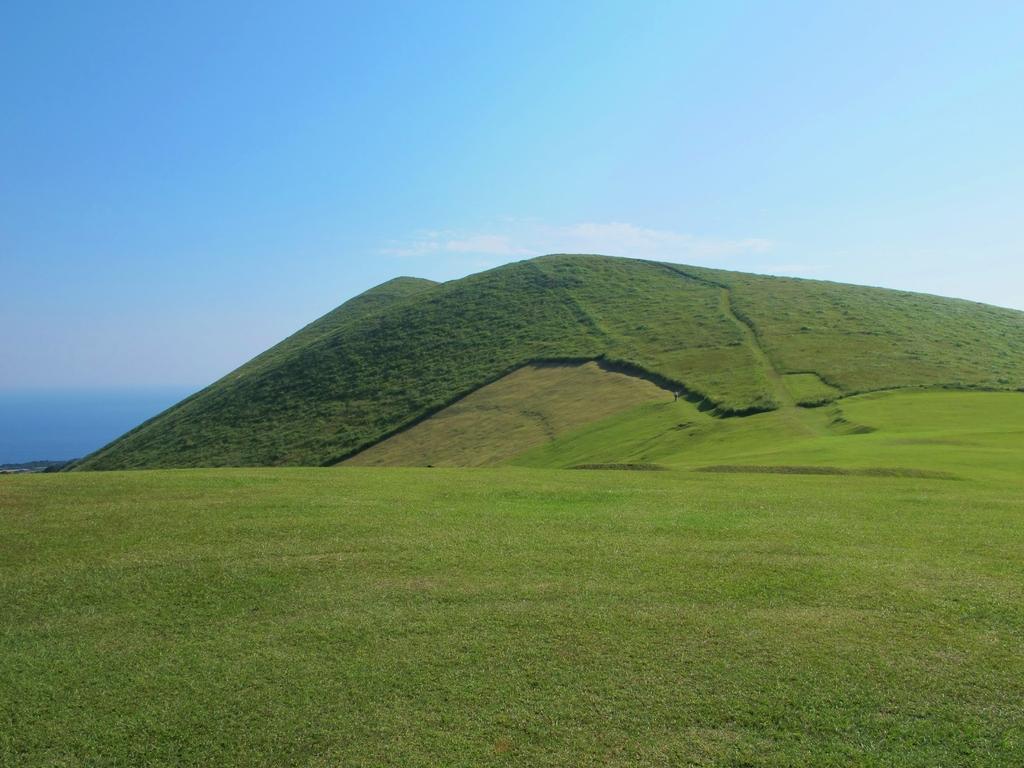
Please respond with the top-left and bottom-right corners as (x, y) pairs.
(2, 467), (1022, 766)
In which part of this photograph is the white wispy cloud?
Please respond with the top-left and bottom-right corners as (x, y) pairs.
(383, 232), (534, 258)
(381, 221), (774, 265)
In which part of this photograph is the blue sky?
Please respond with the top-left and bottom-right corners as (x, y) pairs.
(2, 0), (1023, 392)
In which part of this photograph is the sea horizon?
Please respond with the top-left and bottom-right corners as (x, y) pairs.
(0, 387), (197, 464)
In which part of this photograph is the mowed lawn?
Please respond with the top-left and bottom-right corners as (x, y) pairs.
(2, 467), (1023, 766)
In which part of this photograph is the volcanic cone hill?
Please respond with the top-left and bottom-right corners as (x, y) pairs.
(75, 255), (1024, 470)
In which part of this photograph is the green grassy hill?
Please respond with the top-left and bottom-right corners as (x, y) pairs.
(75, 255), (1024, 470)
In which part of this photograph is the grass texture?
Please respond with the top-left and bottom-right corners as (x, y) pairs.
(345, 361), (669, 467)
(2, 460), (1022, 765)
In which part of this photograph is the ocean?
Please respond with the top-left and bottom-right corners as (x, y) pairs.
(0, 388), (196, 464)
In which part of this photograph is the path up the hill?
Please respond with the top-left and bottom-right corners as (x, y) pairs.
(716, 287), (795, 409)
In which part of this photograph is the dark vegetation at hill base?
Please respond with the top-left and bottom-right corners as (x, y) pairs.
(0, 460), (73, 474)
(74, 255), (1024, 470)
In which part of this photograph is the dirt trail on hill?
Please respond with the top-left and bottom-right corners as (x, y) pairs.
(711, 284), (822, 437)
(716, 288), (795, 409)
(651, 261), (794, 411)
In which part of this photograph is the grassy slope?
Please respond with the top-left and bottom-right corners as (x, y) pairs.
(782, 372), (841, 406)
(3, 458), (1022, 765)
(529, 257), (775, 411)
(515, 389), (1024, 481)
(76, 261), (606, 469)
(705, 267), (1024, 394)
(77, 275), (440, 469)
(76, 255), (1024, 470)
(346, 362), (669, 467)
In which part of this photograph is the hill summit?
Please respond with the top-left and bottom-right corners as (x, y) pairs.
(76, 255), (1024, 470)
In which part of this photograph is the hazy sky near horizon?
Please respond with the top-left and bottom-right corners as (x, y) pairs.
(2, 1), (1023, 390)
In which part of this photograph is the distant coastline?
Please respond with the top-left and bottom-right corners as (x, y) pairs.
(0, 460), (73, 474)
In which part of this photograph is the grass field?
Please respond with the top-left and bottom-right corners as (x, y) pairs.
(2, 469), (1022, 766)
(4, 390), (1024, 766)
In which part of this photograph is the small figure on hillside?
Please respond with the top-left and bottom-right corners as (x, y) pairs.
(674, 391), (681, 402)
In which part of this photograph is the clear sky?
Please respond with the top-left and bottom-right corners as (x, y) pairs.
(3, 1), (1023, 392)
